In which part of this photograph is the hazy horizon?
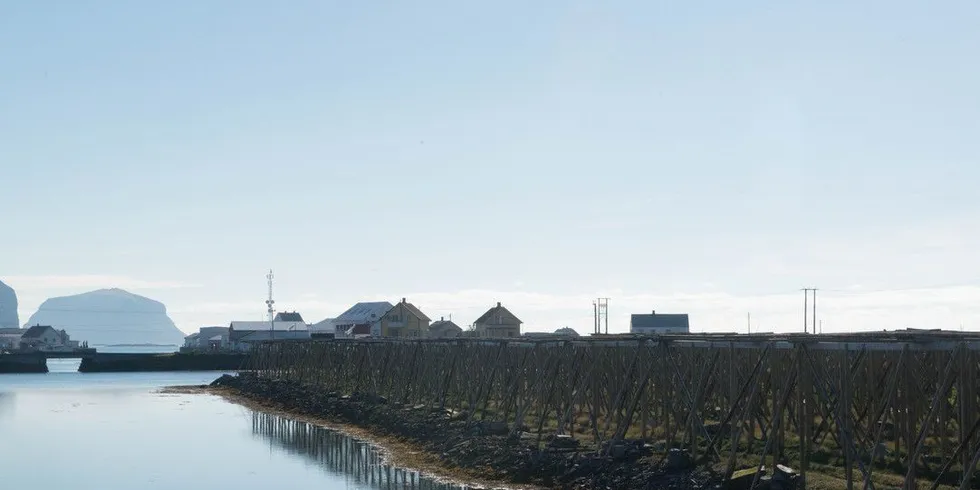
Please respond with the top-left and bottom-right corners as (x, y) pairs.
(3, 1), (979, 335)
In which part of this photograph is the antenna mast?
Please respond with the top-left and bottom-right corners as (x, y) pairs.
(266, 269), (276, 322)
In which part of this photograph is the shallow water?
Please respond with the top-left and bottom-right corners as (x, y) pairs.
(0, 369), (468, 489)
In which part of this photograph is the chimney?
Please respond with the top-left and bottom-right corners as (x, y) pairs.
(440, 316), (444, 322)
(497, 302), (501, 307)
(652, 310), (656, 315)
(402, 297), (407, 304)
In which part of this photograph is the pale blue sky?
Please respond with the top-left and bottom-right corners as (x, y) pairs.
(2, 1), (979, 334)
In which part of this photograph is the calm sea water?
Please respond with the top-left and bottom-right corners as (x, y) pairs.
(0, 368), (470, 490)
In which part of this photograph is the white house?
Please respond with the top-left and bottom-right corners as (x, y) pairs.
(19, 325), (80, 352)
(428, 317), (463, 338)
(331, 302), (392, 338)
(0, 328), (23, 350)
(183, 326), (230, 351)
(227, 329), (310, 352)
(629, 311), (690, 334)
(223, 319), (311, 351)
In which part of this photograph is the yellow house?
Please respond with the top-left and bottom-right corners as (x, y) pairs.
(473, 302), (522, 338)
(379, 298), (431, 337)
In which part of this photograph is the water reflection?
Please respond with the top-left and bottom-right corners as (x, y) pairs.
(0, 392), (13, 419)
(251, 411), (469, 490)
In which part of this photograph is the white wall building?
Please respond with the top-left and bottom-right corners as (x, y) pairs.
(183, 326), (230, 351)
(19, 325), (80, 351)
(0, 328), (23, 350)
(629, 311), (690, 334)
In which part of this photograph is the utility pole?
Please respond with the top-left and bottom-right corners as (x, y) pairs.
(594, 298), (609, 335)
(812, 288), (817, 335)
(593, 301), (598, 335)
(266, 270), (275, 341)
(801, 288), (818, 334)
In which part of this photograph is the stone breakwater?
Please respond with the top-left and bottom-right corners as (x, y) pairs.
(0, 353), (47, 373)
(211, 373), (723, 489)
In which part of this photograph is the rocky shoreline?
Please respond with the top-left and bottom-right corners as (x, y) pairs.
(211, 373), (723, 489)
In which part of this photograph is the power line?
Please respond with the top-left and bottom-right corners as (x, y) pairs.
(593, 298), (609, 334)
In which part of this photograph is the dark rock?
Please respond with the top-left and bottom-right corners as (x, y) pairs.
(482, 421), (509, 435)
(548, 434), (579, 449)
(666, 448), (693, 470)
(609, 442), (628, 459)
(210, 374), (237, 387)
(771, 464), (798, 490)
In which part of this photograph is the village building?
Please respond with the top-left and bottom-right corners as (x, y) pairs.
(331, 302), (392, 338)
(227, 329), (311, 351)
(183, 326), (230, 351)
(629, 310), (690, 334)
(310, 317), (336, 339)
(18, 325), (80, 352)
(473, 302), (523, 338)
(428, 317), (463, 338)
(377, 298), (430, 337)
(311, 317), (335, 332)
(225, 317), (311, 351)
(0, 328), (23, 351)
(274, 311), (304, 323)
(229, 318), (308, 333)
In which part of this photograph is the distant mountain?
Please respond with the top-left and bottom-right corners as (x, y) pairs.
(0, 280), (18, 328)
(24, 288), (184, 347)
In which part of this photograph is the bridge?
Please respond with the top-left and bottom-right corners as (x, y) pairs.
(35, 348), (99, 359)
(246, 331), (980, 489)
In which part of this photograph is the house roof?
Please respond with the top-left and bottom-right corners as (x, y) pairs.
(274, 311), (304, 322)
(21, 325), (55, 339)
(311, 318), (336, 332)
(334, 302), (393, 325)
(630, 313), (690, 331)
(386, 299), (431, 322)
(474, 302), (522, 326)
(429, 319), (462, 332)
(554, 327), (580, 337)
